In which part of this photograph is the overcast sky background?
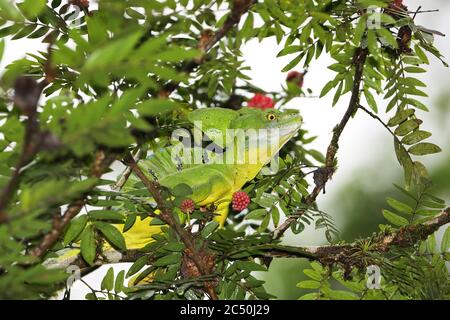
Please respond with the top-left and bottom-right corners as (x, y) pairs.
(1, 0), (449, 299)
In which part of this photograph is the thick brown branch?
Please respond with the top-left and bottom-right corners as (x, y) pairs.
(61, 208), (449, 274)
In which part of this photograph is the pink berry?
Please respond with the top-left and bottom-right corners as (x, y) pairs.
(232, 191), (250, 212)
(180, 199), (195, 214)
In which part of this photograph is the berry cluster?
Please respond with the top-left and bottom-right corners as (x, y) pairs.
(180, 199), (195, 214)
(232, 191), (250, 212)
(247, 93), (275, 110)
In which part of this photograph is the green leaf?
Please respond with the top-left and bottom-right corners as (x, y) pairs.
(297, 280), (321, 289)
(353, 15), (367, 46)
(282, 54), (302, 72)
(376, 28), (398, 48)
(404, 66), (426, 73)
(367, 30), (378, 56)
(0, 0), (23, 21)
(28, 26), (49, 39)
(51, 0), (62, 9)
(236, 261), (266, 272)
(138, 99), (180, 116)
(153, 254), (180, 267)
(386, 197), (413, 214)
(94, 222), (126, 251)
(326, 290), (359, 300)
(114, 270), (125, 293)
(101, 267), (114, 291)
(415, 209), (441, 216)
(0, 40), (4, 61)
(80, 225), (96, 266)
(84, 31), (142, 71)
(388, 109), (415, 127)
(63, 215), (88, 245)
(277, 45), (301, 57)
(126, 255), (148, 277)
(303, 269), (322, 281)
(401, 131), (432, 145)
(408, 143), (441, 156)
(258, 213), (271, 232)
(299, 293), (319, 300)
(364, 87), (377, 112)
(441, 227), (450, 252)
(332, 81), (343, 106)
(89, 210), (125, 221)
(414, 44), (429, 64)
(20, 0), (46, 18)
(394, 139), (413, 187)
(320, 80), (338, 98)
(245, 209), (267, 220)
(382, 209), (409, 227)
(201, 221), (219, 238)
(271, 206), (280, 227)
(163, 242), (184, 252)
(394, 119), (421, 136)
(123, 214), (136, 232)
(172, 183), (193, 197)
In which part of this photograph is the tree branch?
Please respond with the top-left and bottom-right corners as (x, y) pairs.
(159, 0), (256, 97)
(30, 150), (116, 257)
(0, 78), (45, 223)
(58, 208), (449, 275)
(273, 48), (369, 240)
(123, 152), (218, 300)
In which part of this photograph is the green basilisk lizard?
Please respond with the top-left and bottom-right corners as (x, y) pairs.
(45, 107), (302, 267)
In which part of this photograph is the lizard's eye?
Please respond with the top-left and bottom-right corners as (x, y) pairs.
(266, 113), (277, 121)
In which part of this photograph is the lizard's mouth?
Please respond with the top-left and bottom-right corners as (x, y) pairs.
(276, 116), (302, 144)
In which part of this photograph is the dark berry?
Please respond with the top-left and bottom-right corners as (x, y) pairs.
(286, 71), (305, 88)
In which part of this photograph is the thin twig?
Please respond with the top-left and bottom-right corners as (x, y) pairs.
(273, 48), (369, 240)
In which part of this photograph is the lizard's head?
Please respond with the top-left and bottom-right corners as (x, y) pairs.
(231, 108), (303, 147)
(188, 107), (302, 164)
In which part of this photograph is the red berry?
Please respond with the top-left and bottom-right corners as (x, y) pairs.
(70, 0), (89, 8)
(388, 0), (406, 12)
(286, 71), (305, 88)
(247, 93), (275, 110)
(180, 199), (195, 214)
(232, 191), (250, 212)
